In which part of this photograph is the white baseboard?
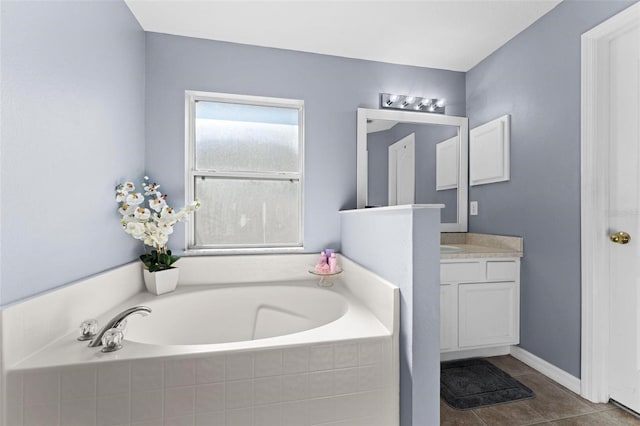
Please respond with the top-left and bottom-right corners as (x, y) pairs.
(441, 346), (511, 361)
(510, 346), (581, 394)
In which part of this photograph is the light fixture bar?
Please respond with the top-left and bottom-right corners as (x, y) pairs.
(380, 93), (446, 114)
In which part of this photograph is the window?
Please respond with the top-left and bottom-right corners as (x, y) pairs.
(186, 91), (304, 252)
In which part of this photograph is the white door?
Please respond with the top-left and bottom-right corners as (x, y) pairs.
(388, 133), (415, 205)
(606, 8), (640, 412)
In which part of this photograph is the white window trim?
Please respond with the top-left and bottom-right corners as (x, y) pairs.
(184, 90), (305, 254)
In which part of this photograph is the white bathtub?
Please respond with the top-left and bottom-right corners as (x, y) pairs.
(4, 256), (399, 426)
(125, 284), (349, 346)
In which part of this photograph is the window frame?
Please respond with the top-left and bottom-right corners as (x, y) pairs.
(184, 90), (305, 254)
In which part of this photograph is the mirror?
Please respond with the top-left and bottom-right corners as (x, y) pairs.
(357, 108), (468, 232)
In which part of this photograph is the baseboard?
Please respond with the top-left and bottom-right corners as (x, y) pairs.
(510, 346), (581, 394)
(441, 346), (511, 361)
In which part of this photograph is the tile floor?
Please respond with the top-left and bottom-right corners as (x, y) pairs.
(440, 355), (640, 425)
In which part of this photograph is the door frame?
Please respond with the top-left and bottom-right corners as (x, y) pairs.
(580, 1), (640, 403)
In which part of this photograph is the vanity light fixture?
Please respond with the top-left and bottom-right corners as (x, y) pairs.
(380, 93), (446, 114)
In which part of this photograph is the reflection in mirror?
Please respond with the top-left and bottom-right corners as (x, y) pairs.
(366, 120), (459, 223)
(357, 108), (468, 232)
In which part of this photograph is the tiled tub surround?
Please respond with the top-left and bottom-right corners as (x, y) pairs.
(6, 338), (393, 426)
(440, 233), (523, 259)
(2, 254), (399, 426)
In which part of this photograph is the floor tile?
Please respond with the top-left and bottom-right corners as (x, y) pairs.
(548, 407), (640, 425)
(440, 400), (486, 426)
(485, 356), (537, 378)
(439, 356), (635, 426)
(473, 399), (545, 426)
(516, 372), (594, 421)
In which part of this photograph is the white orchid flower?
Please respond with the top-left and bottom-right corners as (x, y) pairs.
(126, 193), (144, 205)
(125, 222), (146, 239)
(143, 182), (161, 196)
(116, 178), (200, 252)
(149, 197), (166, 212)
(134, 207), (151, 220)
(115, 191), (128, 202)
(158, 222), (174, 235)
(118, 203), (135, 216)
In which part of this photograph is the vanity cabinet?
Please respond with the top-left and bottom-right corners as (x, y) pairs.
(440, 258), (520, 353)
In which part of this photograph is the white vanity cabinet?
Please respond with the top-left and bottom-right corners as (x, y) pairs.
(440, 258), (520, 353)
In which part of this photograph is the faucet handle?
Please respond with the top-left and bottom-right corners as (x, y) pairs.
(77, 319), (98, 341)
(101, 328), (124, 352)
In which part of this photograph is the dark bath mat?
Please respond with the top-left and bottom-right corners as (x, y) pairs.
(441, 358), (535, 410)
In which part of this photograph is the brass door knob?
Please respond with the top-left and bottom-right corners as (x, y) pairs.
(610, 231), (631, 244)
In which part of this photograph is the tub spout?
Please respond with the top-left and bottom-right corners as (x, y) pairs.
(88, 305), (152, 348)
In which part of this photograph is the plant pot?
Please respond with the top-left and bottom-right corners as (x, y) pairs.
(143, 267), (179, 295)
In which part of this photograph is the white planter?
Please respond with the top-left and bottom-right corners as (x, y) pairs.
(143, 267), (179, 295)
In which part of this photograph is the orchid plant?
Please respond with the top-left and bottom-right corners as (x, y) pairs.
(116, 177), (200, 272)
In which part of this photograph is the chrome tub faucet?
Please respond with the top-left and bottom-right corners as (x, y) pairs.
(88, 305), (152, 348)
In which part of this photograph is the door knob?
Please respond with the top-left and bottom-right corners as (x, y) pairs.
(610, 231), (631, 244)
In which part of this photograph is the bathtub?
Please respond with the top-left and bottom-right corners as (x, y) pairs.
(125, 284), (350, 346)
(4, 257), (399, 426)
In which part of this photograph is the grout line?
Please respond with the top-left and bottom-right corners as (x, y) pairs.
(470, 409), (489, 425)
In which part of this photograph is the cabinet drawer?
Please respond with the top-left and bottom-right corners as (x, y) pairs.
(486, 261), (517, 281)
(441, 262), (484, 283)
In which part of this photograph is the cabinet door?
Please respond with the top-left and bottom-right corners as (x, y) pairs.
(458, 282), (519, 348)
(440, 283), (457, 351)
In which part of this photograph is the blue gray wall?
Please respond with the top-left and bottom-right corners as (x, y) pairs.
(0, 0), (146, 305)
(145, 33), (465, 254)
(341, 206), (441, 426)
(466, 0), (637, 378)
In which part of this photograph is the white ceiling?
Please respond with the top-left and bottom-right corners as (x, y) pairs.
(125, 0), (562, 72)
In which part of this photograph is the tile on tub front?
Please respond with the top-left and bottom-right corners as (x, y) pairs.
(358, 365), (381, 391)
(333, 368), (358, 395)
(131, 389), (163, 423)
(196, 382), (226, 413)
(165, 358), (196, 388)
(226, 407), (254, 426)
(196, 355), (226, 384)
(225, 352), (254, 381)
(254, 403), (283, 426)
(333, 342), (358, 369)
(195, 410), (226, 426)
(97, 393), (130, 426)
(309, 345), (334, 371)
(358, 340), (383, 366)
(60, 398), (97, 426)
(254, 349), (283, 377)
(60, 366), (97, 401)
(281, 373), (309, 402)
(23, 403), (59, 426)
(97, 362), (131, 396)
(164, 414), (196, 426)
(23, 369), (60, 405)
(225, 379), (254, 409)
(281, 400), (309, 426)
(164, 386), (196, 418)
(131, 359), (164, 391)
(254, 376), (283, 405)
(283, 346), (309, 374)
(307, 396), (337, 425)
(6, 399), (23, 426)
(308, 370), (334, 398)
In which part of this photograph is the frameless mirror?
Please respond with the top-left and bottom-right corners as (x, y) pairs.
(356, 108), (468, 232)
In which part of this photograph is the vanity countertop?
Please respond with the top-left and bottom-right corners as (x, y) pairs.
(440, 233), (523, 259)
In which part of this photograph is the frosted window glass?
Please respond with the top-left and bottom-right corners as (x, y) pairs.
(194, 177), (300, 246)
(195, 101), (299, 173)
